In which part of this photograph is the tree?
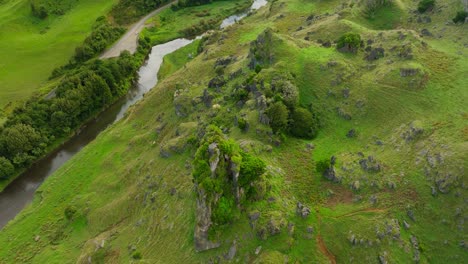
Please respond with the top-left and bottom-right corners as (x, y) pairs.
(239, 152), (266, 188)
(290, 107), (318, 139)
(337, 33), (361, 53)
(1, 124), (42, 158)
(266, 101), (289, 133)
(453, 11), (467, 23)
(0, 157), (14, 179)
(417, 0), (435, 13)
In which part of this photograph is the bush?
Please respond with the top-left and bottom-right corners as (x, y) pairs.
(453, 11), (468, 23)
(289, 107), (318, 139)
(212, 197), (235, 224)
(64, 206), (77, 220)
(337, 33), (361, 53)
(239, 152), (266, 188)
(0, 157), (14, 180)
(237, 118), (248, 132)
(132, 251), (142, 260)
(266, 101), (289, 133)
(316, 159), (331, 175)
(417, 0), (435, 13)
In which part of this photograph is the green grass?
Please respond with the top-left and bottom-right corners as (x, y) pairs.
(0, 0), (118, 110)
(0, 0), (467, 263)
(158, 39), (201, 81)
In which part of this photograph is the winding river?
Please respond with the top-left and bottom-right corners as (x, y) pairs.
(0, 0), (267, 229)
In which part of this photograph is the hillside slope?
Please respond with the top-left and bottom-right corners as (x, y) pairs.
(0, 0), (118, 110)
(0, 0), (466, 263)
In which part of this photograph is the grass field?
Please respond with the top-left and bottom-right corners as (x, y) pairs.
(0, 0), (118, 111)
(0, 0), (466, 263)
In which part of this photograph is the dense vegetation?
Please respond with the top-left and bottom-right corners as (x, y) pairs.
(110, 0), (171, 25)
(30, 0), (79, 18)
(0, 52), (139, 181)
(337, 32), (362, 53)
(417, 0), (435, 13)
(453, 10), (467, 23)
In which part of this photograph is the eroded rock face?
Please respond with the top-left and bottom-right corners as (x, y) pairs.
(296, 202), (311, 218)
(194, 188), (220, 252)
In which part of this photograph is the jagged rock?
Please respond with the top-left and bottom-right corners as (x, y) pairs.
(194, 188), (220, 252)
(402, 121), (424, 142)
(369, 195), (377, 205)
(267, 219), (283, 235)
(337, 107), (352, 120)
(431, 186), (437, 196)
(400, 68), (419, 77)
(255, 246), (262, 255)
(208, 76), (226, 89)
(258, 112), (270, 125)
(347, 129), (356, 138)
(226, 241), (237, 260)
(256, 95), (267, 110)
(386, 219), (401, 239)
(365, 47), (385, 61)
(249, 28), (274, 69)
(249, 211), (261, 221)
(378, 253), (388, 264)
(349, 234), (357, 245)
(421, 28), (432, 36)
(387, 182), (396, 190)
(342, 87), (350, 98)
(214, 56), (235, 67)
(359, 156), (381, 172)
(306, 226), (314, 233)
(351, 181), (361, 191)
(296, 202), (311, 218)
(208, 143), (220, 174)
(288, 223), (295, 236)
(403, 220), (411, 230)
(202, 89), (213, 108)
(408, 210), (416, 222)
(410, 235), (420, 263)
(34, 235), (40, 242)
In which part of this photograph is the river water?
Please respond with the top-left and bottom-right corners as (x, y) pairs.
(0, 0), (267, 230)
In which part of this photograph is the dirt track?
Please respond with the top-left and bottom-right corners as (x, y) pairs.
(100, 1), (176, 59)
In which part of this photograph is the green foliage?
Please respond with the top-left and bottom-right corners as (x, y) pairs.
(30, 0), (79, 18)
(289, 107), (318, 139)
(64, 206), (77, 220)
(453, 11), (467, 23)
(336, 33), (361, 53)
(417, 0), (435, 13)
(212, 196), (235, 224)
(180, 19), (218, 37)
(237, 117), (248, 132)
(74, 18), (125, 63)
(0, 157), (14, 180)
(132, 251), (143, 260)
(111, 0), (171, 25)
(315, 159), (331, 175)
(266, 101), (289, 133)
(239, 152), (266, 188)
(0, 52), (139, 182)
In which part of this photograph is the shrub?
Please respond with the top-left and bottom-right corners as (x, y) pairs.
(64, 206), (77, 220)
(132, 251), (142, 260)
(0, 157), (14, 180)
(289, 107), (318, 139)
(212, 197), (235, 224)
(237, 118), (248, 132)
(316, 159), (331, 175)
(266, 101), (289, 133)
(239, 152), (266, 188)
(453, 11), (468, 23)
(417, 0), (435, 13)
(337, 33), (361, 53)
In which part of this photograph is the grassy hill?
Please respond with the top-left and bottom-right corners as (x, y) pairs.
(0, 0), (118, 112)
(0, 0), (466, 263)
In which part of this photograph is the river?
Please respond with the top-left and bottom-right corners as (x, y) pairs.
(0, 0), (267, 230)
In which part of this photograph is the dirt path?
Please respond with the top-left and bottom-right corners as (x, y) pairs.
(317, 235), (337, 264)
(100, 1), (177, 59)
(334, 208), (387, 219)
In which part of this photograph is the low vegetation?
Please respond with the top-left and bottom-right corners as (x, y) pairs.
(417, 0), (435, 13)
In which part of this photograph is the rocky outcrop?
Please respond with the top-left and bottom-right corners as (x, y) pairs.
(194, 188), (220, 252)
(248, 28), (275, 70)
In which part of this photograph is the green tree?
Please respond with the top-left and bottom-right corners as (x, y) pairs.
(239, 152), (266, 188)
(0, 157), (14, 179)
(290, 107), (318, 139)
(337, 33), (361, 53)
(418, 0), (435, 13)
(266, 101), (289, 133)
(1, 124), (42, 158)
(453, 11), (467, 23)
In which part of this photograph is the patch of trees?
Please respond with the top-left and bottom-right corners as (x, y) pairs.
(110, 0), (171, 25)
(74, 17), (125, 63)
(180, 19), (218, 37)
(171, 0), (216, 10)
(30, 0), (79, 19)
(193, 126), (266, 225)
(0, 52), (139, 181)
(417, 0), (435, 13)
(337, 32), (362, 53)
